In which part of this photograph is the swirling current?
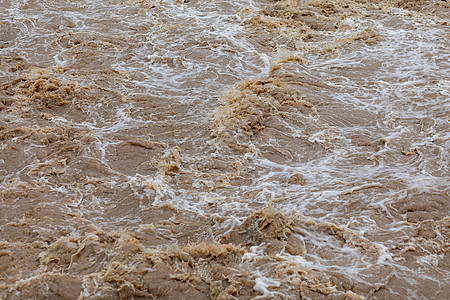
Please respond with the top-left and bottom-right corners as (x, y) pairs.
(0, 0), (449, 299)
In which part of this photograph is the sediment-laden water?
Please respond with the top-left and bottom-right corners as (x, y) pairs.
(0, 0), (449, 299)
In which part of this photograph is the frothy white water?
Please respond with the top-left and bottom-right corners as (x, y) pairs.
(1, 0), (448, 299)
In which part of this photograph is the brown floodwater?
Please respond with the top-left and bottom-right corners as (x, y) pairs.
(0, 0), (449, 299)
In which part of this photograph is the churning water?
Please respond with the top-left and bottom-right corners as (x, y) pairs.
(0, 0), (449, 299)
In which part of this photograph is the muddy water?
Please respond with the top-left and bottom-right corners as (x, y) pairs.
(0, 0), (449, 299)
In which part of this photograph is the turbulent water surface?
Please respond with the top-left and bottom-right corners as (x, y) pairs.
(0, 0), (449, 299)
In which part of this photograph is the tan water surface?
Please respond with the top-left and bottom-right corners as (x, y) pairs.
(0, 0), (449, 299)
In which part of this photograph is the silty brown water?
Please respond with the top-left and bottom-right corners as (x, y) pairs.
(0, 0), (449, 299)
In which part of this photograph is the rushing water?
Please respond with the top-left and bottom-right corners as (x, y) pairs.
(1, 0), (449, 299)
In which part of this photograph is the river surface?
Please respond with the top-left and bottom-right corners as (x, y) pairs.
(0, 0), (449, 299)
